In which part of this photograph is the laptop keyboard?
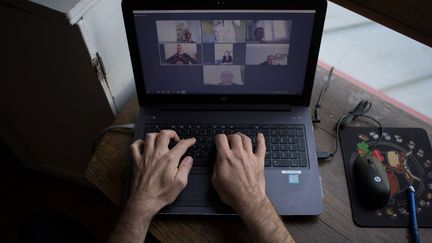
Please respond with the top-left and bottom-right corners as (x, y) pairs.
(143, 124), (309, 169)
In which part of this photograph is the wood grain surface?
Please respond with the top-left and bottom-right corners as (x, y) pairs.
(85, 66), (432, 242)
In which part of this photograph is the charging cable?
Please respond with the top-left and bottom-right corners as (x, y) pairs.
(92, 124), (135, 155)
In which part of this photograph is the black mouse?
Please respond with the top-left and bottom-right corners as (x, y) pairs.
(353, 155), (390, 209)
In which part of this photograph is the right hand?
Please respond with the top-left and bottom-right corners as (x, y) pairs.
(212, 132), (268, 214)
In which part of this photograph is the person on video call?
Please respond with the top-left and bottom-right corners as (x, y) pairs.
(166, 44), (198, 64)
(108, 130), (295, 243)
(212, 20), (241, 43)
(260, 55), (276, 65)
(221, 50), (233, 64)
(253, 27), (265, 42)
(181, 28), (195, 43)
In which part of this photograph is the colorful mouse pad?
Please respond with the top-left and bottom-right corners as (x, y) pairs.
(340, 127), (432, 227)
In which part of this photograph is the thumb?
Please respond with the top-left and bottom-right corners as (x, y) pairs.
(175, 156), (193, 189)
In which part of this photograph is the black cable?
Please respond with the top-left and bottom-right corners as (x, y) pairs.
(313, 66), (334, 123)
(330, 100), (383, 157)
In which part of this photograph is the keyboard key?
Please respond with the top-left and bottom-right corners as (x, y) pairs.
(296, 130), (304, 137)
(281, 152), (289, 159)
(288, 130), (296, 137)
(280, 137), (288, 144)
(265, 138), (271, 147)
(193, 160), (205, 166)
(289, 144), (297, 151)
(273, 159), (290, 167)
(280, 144), (289, 151)
(272, 152), (281, 159)
(291, 159), (299, 167)
(271, 138), (279, 144)
(260, 130), (270, 136)
(265, 151), (271, 159)
(299, 152), (308, 167)
(271, 145), (280, 151)
(290, 152), (298, 159)
(297, 138), (306, 151)
(195, 152), (203, 159)
(265, 160), (271, 167)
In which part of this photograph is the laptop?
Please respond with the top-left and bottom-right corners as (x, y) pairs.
(122, 0), (327, 216)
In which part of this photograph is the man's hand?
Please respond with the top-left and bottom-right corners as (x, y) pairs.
(212, 132), (295, 243)
(212, 133), (267, 213)
(128, 130), (196, 214)
(108, 130), (195, 243)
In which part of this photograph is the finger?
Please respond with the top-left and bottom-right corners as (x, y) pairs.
(143, 133), (158, 152)
(237, 132), (253, 153)
(215, 134), (230, 151)
(170, 137), (196, 159)
(155, 130), (180, 149)
(130, 139), (144, 163)
(227, 133), (243, 151)
(175, 156), (194, 189)
(255, 133), (266, 159)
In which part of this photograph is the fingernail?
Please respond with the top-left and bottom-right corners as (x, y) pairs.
(185, 156), (193, 165)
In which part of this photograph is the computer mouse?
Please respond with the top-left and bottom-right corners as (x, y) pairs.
(353, 155), (390, 209)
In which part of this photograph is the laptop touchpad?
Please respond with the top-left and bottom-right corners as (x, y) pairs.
(174, 175), (216, 207)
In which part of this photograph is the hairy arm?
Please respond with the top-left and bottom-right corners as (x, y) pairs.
(212, 133), (295, 243)
(238, 196), (294, 243)
(107, 198), (156, 242)
(108, 130), (195, 243)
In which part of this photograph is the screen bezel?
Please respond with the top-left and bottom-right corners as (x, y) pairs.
(122, 0), (327, 106)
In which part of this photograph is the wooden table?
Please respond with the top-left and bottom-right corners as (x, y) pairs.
(86, 65), (432, 242)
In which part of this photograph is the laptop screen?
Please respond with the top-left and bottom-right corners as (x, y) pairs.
(133, 10), (315, 95)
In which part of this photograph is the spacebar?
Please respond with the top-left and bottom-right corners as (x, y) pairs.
(193, 159), (211, 167)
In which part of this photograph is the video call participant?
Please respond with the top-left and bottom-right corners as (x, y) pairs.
(181, 29), (195, 43)
(108, 131), (295, 243)
(260, 55), (275, 65)
(166, 44), (198, 64)
(218, 70), (236, 85)
(253, 27), (265, 42)
(221, 50), (233, 64)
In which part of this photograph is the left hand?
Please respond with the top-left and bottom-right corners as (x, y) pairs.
(127, 130), (196, 215)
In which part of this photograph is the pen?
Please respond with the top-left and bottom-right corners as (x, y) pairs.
(408, 185), (419, 243)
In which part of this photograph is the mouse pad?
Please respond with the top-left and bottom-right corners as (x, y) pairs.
(340, 127), (432, 227)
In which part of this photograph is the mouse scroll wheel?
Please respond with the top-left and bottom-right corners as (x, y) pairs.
(367, 159), (378, 172)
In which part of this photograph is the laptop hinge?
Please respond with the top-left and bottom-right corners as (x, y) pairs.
(158, 104), (292, 111)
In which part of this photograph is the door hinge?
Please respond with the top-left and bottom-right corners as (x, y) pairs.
(92, 52), (107, 81)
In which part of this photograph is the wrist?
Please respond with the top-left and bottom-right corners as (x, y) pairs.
(126, 195), (161, 218)
(236, 194), (271, 217)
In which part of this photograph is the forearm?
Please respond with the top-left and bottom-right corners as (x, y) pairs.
(108, 200), (156, 243)
(238, 197), (295, 243)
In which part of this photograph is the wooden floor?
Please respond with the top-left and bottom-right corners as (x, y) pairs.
(319, 2), (432, 119)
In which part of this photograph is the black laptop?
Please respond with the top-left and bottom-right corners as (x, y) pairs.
(122, 0), (327, 215)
